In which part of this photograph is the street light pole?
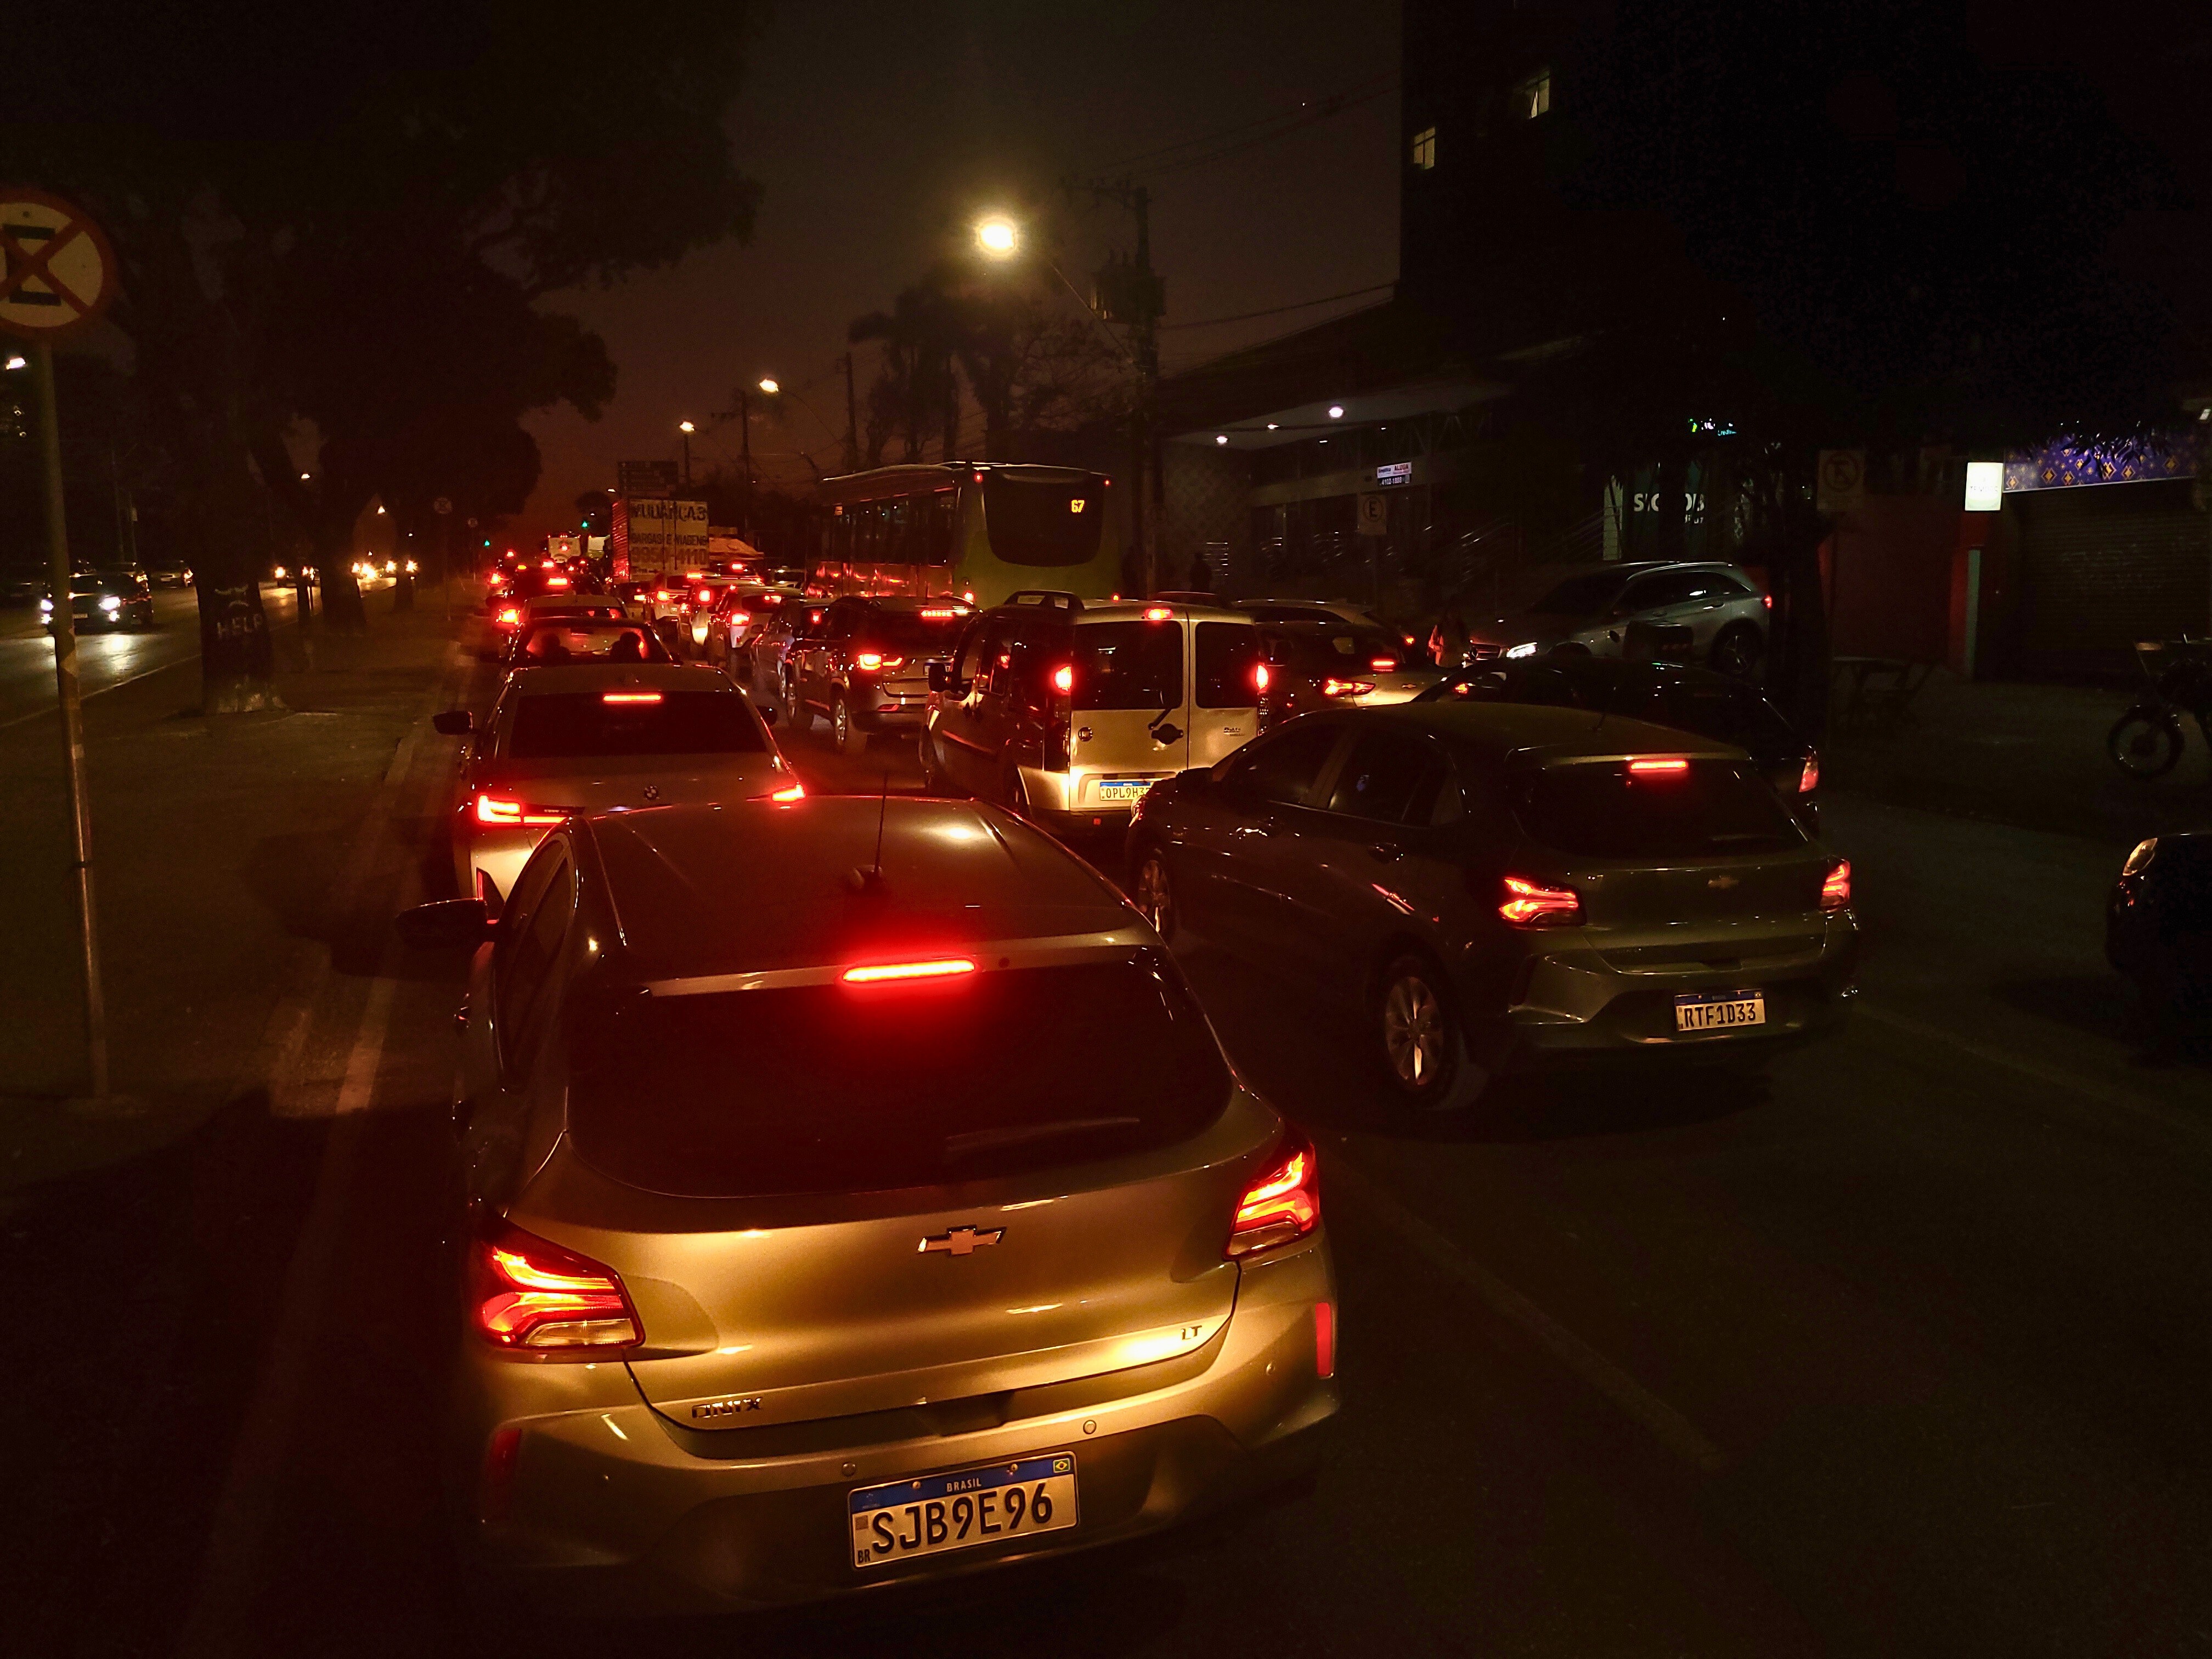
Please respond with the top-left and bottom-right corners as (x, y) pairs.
(739, 390), (753, 543)
(679, 420), (695, 488)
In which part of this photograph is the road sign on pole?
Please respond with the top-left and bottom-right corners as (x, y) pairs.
(1356, 493), (1389, 537)
(1, 187), (119, 1102)
(1816, 449), (1866, 515)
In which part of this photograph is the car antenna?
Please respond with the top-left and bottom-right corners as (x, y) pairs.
(847, 771), (891, 894)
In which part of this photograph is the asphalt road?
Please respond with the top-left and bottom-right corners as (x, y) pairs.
(0, 588), (215, 727)
(12, 625), (2212, 1658)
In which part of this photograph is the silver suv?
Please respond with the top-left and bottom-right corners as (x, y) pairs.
(1458, 561), (1770, 679)
(397, 794), (1336, 1614)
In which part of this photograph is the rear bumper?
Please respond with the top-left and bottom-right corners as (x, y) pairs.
(447, 1234), (1336, 1615)
(1472, 923), (1859, 1071)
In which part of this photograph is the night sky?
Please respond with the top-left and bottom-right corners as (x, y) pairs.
(521, 0), (1400, 534)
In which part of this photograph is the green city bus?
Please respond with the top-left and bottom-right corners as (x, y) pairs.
(812, 463), (1122, 608)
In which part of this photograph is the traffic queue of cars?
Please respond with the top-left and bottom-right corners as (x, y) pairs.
(400, 555), (1857, 1620)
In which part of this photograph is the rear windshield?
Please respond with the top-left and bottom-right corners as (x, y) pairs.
(860, 612), (968, 653)
(1511, 759), (1804, 858)
(1528, 571), (1630, 617)
(568, 953), (1231, 1196)
(1276, 624), (1412, 674)
(504, 691), (768, 759)
(984, 476), (1106, 568)
(1073, 620), (1183, 710)
(1194, 621), (1266, 709)
(517, 623), (670, 664)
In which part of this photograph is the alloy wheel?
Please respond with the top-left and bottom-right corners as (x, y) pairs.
(1382, 970), (1446, 1088)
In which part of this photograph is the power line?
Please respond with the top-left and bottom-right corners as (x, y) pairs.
(1159, 281), (1395, 331)
(1090, 71), (1400, 180)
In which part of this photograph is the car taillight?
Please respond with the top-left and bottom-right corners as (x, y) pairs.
(854, 652), (905, 672)
(1798, 753), (1820, 793)
(1762, 592), (1773, 610)
(472, 1220), (641, 1353)
(1322, 678), (1375, 698)
(697, 588), (712, 603)
(1628, 758), (1690, 777)
(473, 793), (567, 827)
(1314, 1301), (1336, 1379)
(729, 610), (749, 628)
(1143, 605), (1174, 621)
(496, 607), (521, 625)
(1369, 657), (1399, 672)
(656, 589), (674, 602)
(548, 575), (570, 588)
(1499, 874), (1582, 927)
(1821, 858), (1852, 912)
(1253, 662), (1271, 694)
(1228, 1133), (1320, 1259)
(1052, 663), (1074, 694)
(760, 781), (805, 802)
(601, 690), (662, 704)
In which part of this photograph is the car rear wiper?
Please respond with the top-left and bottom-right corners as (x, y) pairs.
(943, 1117), (1142, 1160)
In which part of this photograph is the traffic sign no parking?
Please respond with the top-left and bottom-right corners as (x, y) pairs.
(0, 188), (117, 341)
(1816, 449), (1866, 514)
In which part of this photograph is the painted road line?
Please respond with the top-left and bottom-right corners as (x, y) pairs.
(1329, 1154), (1730, 1476)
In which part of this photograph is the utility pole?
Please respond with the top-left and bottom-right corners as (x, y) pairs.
(843, 351), (860, 473)
(739, 386), (754, 543)
(1068, 177), (1165, 594)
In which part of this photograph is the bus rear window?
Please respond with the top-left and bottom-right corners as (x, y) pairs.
(984, 476), (1106, 568)
(505, 691), (768, 759)
(1510, 759), (1804, 858)
(568, 954), (1230, 1196)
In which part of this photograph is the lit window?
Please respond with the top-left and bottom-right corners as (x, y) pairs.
(1516, 70), (1552, 119)
(1411, 126), (1437, 170)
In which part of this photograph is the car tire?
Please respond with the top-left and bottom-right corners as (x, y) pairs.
(1373, 952), (1487, 1112)
(1131, 844), (1181, 945)
(1001, 763), (1031, 817)
(833, 692), (868, 757)
(1711, 623), (1763, 680)
(919, 731), (960, 797)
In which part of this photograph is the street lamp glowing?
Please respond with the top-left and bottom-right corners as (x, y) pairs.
(975, 216), (1019, 258)
(678, 420), (695, 434)
(758, 378), (780, 395)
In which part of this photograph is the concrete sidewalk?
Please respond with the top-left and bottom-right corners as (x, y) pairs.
(0, 589), (470, 1190)
(1824, 667), (2212, 849)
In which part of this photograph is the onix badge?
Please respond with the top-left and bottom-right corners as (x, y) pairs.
(919, 1225), (1005, 1257)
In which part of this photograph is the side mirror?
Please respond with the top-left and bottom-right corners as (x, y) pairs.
(396, 899), (491, 950)
(927, 661), (951, 693)
(432, 709), (473, 736)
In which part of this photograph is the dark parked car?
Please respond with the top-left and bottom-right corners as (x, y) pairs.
(1415, 657), (1820, 826)
(2108, 834), (2212, 1025)
(786, 595), (972, 755)
(1126, 702), (1857, 1110)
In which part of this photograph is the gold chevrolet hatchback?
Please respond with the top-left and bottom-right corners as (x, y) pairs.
(399, 793), (1337, 1616)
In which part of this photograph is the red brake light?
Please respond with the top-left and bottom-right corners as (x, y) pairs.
(1228, 1134), (1320, 1258)
(1051, 663), (1074, 695)
(496, 606), (521, 625)
(1253, 662), (1271, 694)
(1143, 605), (1175, 622)
(1821, 858), (1852, 911)
(656, 589), (674, 602)
(1762, 592), (1774, 610)
(921, 605), (966, 619)
(1499, 874), (1583, 927)
(1369, 656), (1400, 672)
(473, 793), (567, 828)
(853, 651), (888, 671)
(1628, 758), (1690, 777)
(766, 782), (805, 803)
(1314, 1300), (1336, 1379)
(548, 574), (570, 588)
(1322, 678), (1375, 698)
(729, 609), (749, 627)
(1798, 753), (1820, 793)
(601, 690), (662, 704)
(842, 957), (977, 985)
(473, 1221), (641, 1352)
(697, 588), (712, 603)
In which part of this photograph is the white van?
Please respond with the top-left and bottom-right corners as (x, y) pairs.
(923, 594), (1269, 833)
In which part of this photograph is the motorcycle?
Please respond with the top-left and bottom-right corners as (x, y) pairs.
(2109, 638), (2212, 778)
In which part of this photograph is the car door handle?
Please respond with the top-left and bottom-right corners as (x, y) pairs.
(1365, 841), (1402, 862)
(1232, 815), (1280, 839)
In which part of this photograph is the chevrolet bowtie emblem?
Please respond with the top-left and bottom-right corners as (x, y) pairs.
(641, 783), (661, 802)
(919, 1225), (1004, 1256)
